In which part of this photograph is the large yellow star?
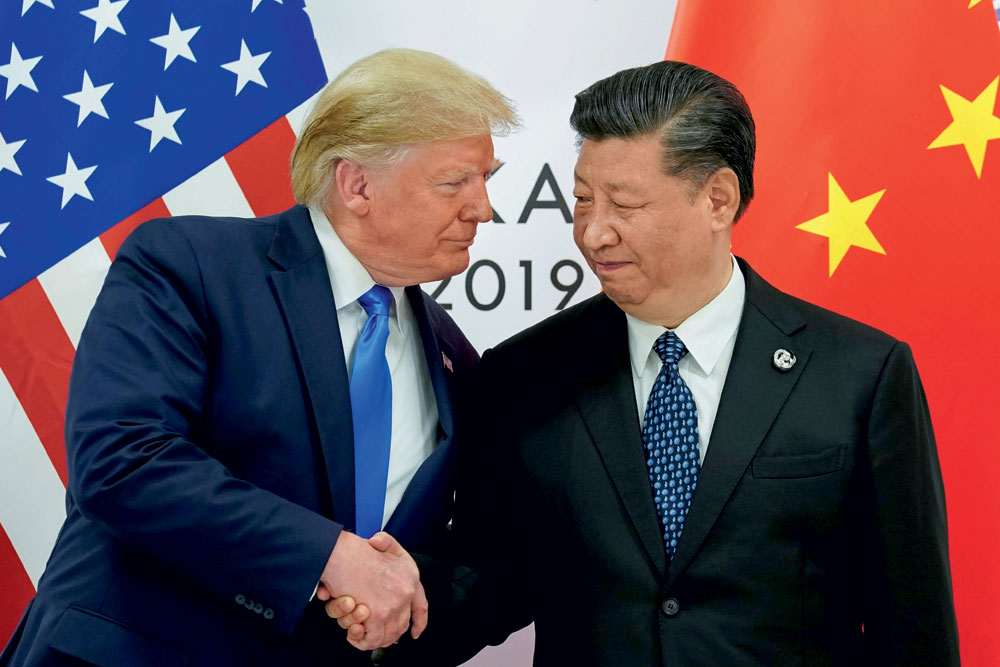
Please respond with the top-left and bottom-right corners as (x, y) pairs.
(968, 0), (982, 8)
(927, 76), (1000, 178)
(796, 173), (886, 277)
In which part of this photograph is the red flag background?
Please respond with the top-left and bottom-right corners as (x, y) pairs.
(667, 2), (1000, 664)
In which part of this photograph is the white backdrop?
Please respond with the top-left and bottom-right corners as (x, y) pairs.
(303, 1), (678, 351)
(301, 2), (679, 662)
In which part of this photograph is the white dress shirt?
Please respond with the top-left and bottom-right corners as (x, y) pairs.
(627, 256), (745, 463)
(309, 206), (439, 529)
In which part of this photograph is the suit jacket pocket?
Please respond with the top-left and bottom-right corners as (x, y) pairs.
(751, 444), (846, 479)
(49, 606), (189, 667)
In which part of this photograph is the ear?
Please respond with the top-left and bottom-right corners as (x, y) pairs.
(333, 160), (373, 216)
(705, 167), (740, 231)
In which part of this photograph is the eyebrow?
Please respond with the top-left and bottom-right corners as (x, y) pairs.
(573, 169), (638, 193)
(443, 158), (504, 181)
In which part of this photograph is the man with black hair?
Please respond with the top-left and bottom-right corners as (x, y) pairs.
(333, 60), (959, 667)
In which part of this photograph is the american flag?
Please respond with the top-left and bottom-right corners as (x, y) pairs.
(0, 0), (326, 640)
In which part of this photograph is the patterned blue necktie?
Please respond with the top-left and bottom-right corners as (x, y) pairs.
(350, 285), (394, 538)
(641, 331), (700, 557)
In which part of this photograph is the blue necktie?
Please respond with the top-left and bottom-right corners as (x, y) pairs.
(350, 285), (393, 538)
(641, 331), (700, 557)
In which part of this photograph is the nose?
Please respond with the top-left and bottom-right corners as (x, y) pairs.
(577, 207), (619, 251)
(460, 178), (493, 223)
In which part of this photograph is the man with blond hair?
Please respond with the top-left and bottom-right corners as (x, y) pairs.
(0, 49), (517, 667)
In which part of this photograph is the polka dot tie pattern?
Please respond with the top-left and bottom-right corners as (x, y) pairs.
(641, 331), (700, 557)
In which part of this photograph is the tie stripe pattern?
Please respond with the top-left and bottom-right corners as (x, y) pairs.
(641, 331), (700, 556)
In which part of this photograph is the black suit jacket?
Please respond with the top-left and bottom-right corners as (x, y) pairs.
(428, 258), (958, 667)
(1, 206), (479, 667)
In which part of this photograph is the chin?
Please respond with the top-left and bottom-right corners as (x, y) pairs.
(602, 285), (639, 308)
(446, 251), (472, 277)
(425, 253), (470, 283)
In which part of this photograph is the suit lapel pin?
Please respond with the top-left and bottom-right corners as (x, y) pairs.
(441, 350), (454, 372)
(772, 348), (796, 371)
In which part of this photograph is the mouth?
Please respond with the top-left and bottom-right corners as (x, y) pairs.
(593, 260), (629, 273)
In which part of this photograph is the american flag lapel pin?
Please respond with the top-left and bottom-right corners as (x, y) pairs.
(441, 351), (453, 372)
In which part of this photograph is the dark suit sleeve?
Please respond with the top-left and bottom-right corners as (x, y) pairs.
(385, 347), (534, 666)
(65, 220), (340, 634)
(860, 341), (960, 664)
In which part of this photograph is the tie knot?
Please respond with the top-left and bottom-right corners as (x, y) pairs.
(653, 331), (687, 366)
(358, 284), (393, 318)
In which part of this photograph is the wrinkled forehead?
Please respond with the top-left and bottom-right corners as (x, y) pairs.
(393, 134), (499, 175)
(574, 135), (664, 183)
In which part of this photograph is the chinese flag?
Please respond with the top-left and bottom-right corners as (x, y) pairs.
(666, 2), (1000, 664)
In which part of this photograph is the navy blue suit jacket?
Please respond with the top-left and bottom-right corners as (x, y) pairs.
(1, 205), (478, 666)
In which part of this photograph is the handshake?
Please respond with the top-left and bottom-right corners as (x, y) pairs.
(316, 530), (427, 652)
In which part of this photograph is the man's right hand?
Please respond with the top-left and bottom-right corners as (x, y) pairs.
(316, 531), (428, 650)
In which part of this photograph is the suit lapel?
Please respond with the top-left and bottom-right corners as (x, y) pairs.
(266, 207), (356, 529)
(574, 296), (669, 580)
(407, 286), (455, 443)
(666, 260), (812, 586)
(383, 287), (457, 546)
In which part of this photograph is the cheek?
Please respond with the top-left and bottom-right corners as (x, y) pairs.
(633, 235), (675, 279)
(434, 201), (464, 231)
(572, 217), (590, 248)
(405, 211), (446, 249)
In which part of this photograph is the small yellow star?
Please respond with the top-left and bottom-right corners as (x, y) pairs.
(968, 0), (982, 8)
(796, 173), (886, 277)
(927, 76), (1000, 178)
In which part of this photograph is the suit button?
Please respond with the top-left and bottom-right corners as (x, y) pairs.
(661, 598), (680, 616)
(263, 608), (275, 620)
(235, 594), (246, 605)
(253, 602), (264, 614)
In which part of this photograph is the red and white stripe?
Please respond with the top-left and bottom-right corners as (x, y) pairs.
(0, 99), (315, 640)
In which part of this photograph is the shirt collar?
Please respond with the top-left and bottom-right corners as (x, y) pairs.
(626, 255), (745, 377)
(308, 205), (410, 334)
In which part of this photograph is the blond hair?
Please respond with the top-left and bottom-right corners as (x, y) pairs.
(291, 48), (519, 207)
